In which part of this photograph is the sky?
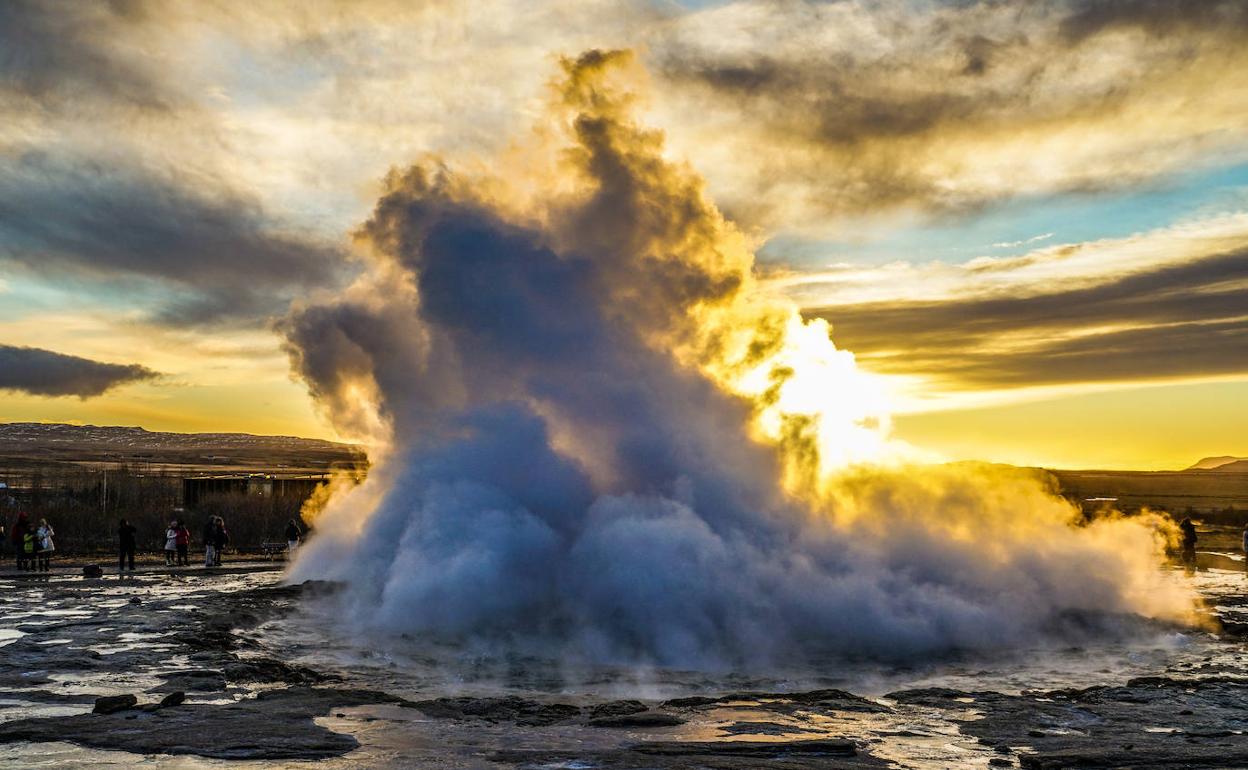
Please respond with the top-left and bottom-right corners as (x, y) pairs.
(1, 0), (1246, 470)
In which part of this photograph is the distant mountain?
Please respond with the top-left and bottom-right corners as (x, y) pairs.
(1188, 456), (1248, 471)
(0, 422), (365, 472)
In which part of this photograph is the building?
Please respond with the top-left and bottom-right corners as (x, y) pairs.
(181, 474), (330, 509)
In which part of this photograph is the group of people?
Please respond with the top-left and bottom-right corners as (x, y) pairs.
(116, 515), (233, 571)
(163, 520), (192, 566)
(3, 513), (306, 573)
(4, 512), (55, 571)
(202, 516), (231, 567)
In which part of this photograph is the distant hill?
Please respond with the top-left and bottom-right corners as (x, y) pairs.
(1205, 460), (1248, 473)
(0, 422), (366, 473)
(1188, 456), (1248, 471)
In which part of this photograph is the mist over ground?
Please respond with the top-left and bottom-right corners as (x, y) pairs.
(283, 51), (1195, 670)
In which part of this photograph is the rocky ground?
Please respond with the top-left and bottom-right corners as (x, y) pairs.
(2, 566), (1248, 769)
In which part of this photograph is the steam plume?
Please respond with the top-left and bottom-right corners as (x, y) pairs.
(283, 51), (1194, 668)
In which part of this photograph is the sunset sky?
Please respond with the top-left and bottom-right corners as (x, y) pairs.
(1, 0), (1246, 470)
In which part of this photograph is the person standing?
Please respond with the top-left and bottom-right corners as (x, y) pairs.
(118, 518), (137, 573)
(213, 517), (229, 566)
(284, 519), (302, 559)
(175, 521), (190, 566)
(1179, 516), (1198, 568)
(203, 517), (217, 567)
(21, 529), (36, 571)
(35, 518), (54, 572)
(164, 520), (178, 566)
(11, 512), (30, 571)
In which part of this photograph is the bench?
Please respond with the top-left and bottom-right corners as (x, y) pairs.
(259, 542), (289, 560)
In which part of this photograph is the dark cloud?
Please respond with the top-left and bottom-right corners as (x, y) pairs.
(0, 2), (348, 327)
(1059, 0), (1248, 42)
(0, 0), (172, 110)
(665, 54), (979, 146)
(0, 345), (159, 398)
(807, 248), (1248, 388)
(0, 152), (345, 325)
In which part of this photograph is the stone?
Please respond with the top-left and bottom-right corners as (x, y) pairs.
(93, 694), (138, 714)
(588, 711), (685, 728)
(412, 695), (581, 726)
(588, 699), (648, 719)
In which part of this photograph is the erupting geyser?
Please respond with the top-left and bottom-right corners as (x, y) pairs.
(283, 51), (1195, 668)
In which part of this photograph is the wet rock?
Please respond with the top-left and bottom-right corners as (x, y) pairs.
(588, 711), (685, 728)
(128, 597), (141, 605)
(0, 689), (95, 706)
(160, 691), (185, 708)
(632, 739), (859, 757)
(782, 689), (892, 714)
(589, 699), (648, 719)
(152, 670), (227, 692)
(0, 687), (400, 760)
(223, 657), (331, 685)
(172, 630), (239, 651)
(663, 689), (888, 714)
(902, 676), (1248, 770)
(719, 720), (822, 736)
(82, 565), (103, 578)
(93, 694), (138, 714)
(494, 737), (887, 769)
(412, 695), (581, 726)
(886, 687), (996, 707)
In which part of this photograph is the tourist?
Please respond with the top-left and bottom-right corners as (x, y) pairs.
(22, 529), (36, 571)
(118, 518), (137, 573)
(1179, 516), (1198, 567)
(11, 512), (30, 571)
(213, 517), (229, 566)
(285, 518), (302, 558)
(164, 520), (178, 566)
(202, 517), (217, 567)
(175, 521), (190, 566)
(35, 518), (54, 572)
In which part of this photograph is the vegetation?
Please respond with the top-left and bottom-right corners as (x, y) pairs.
(1, 465), (318, 555)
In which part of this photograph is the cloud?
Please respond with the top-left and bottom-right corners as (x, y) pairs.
(651, 0), (1248, 231)
(798, 218), (1248, 391)
(0, 345), (158, 398)
(0, 0), (176, 111)
(0, 151), (344, 325)
(1059, 0), (1248, 42)
(0, 0), (641, 329)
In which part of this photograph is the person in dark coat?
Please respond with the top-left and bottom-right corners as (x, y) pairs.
(284, 519), (302, 558)
(203, 517), (217, 567)
(118, 518), (137, 573)
(213, 517), (229, 566)
(11, 512), (30, 571)
(1179, 516), (1198, 568)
